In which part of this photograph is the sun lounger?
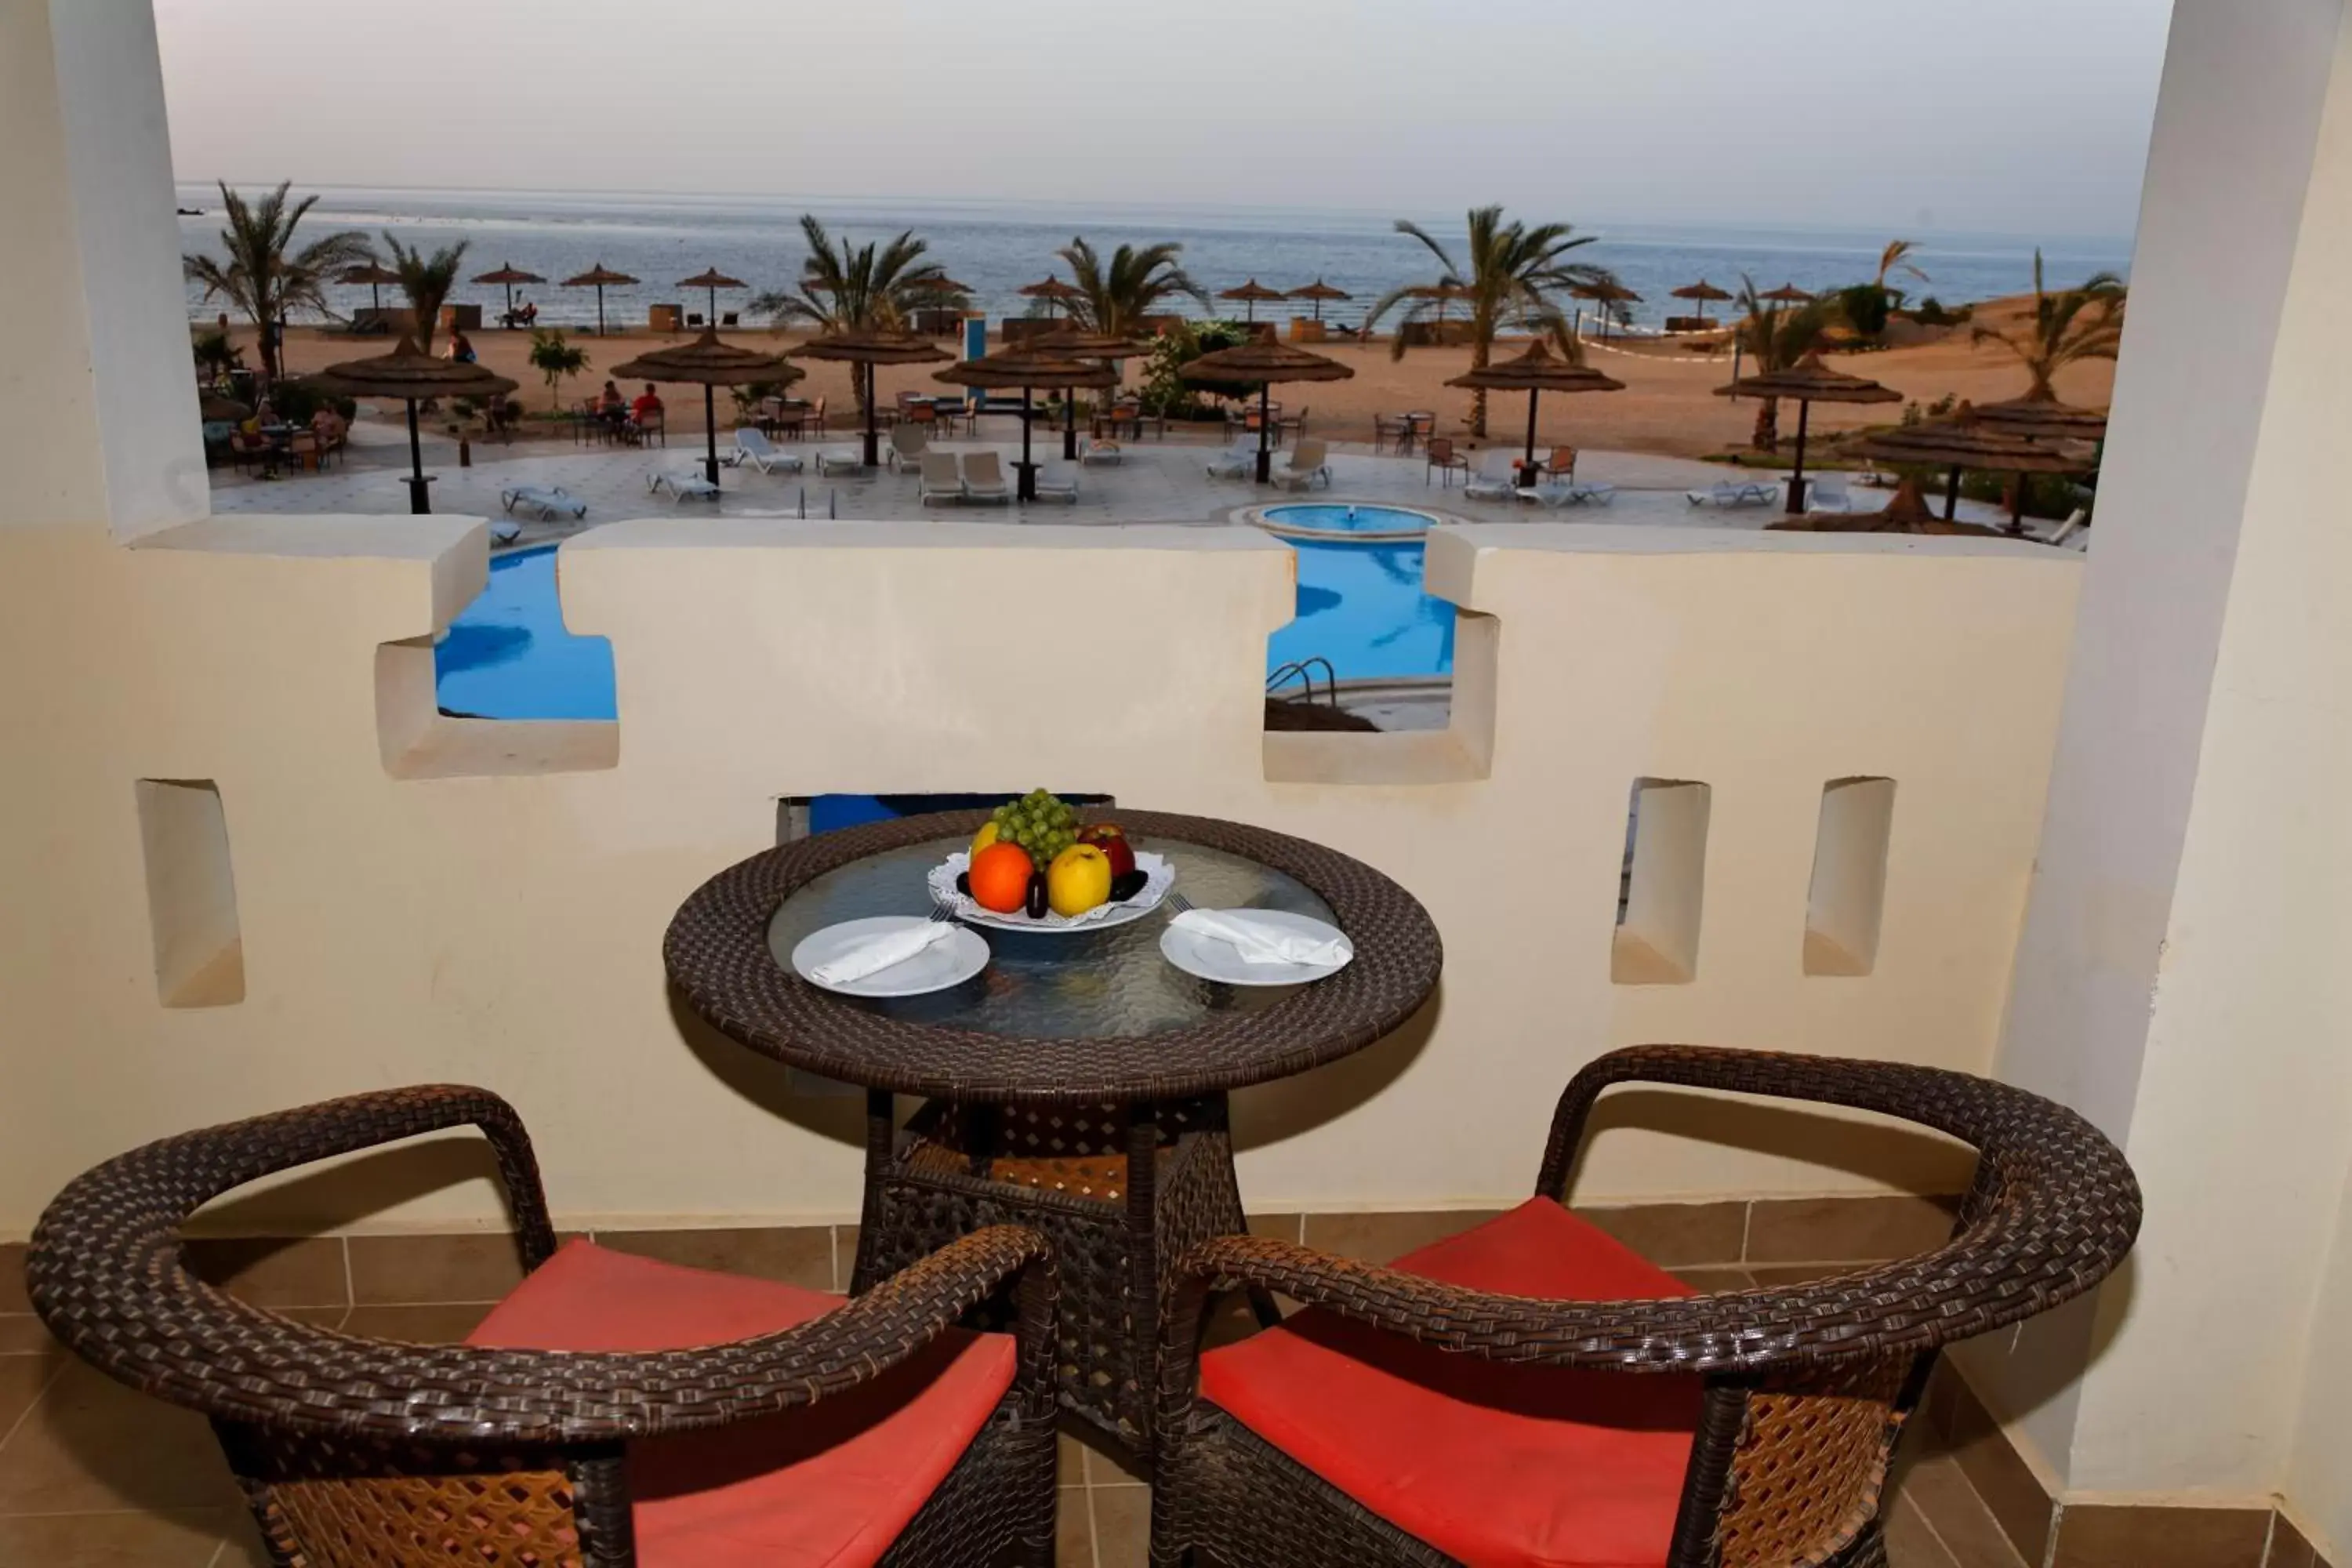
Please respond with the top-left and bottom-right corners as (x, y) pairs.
(1463, 450), (1520, 502)
(499, 484), (586, 520)
(1205, 442), (1256, 480)
(1805, 477), (1854, 515)
(815, 448), (863, 476)
(648, 469), (720, 503)
(1272, 439), (1333, 492)
(1032, 464), (1079, 503)
(731, 427), (804, 475)
(919, 452), (964, 505)
(487, 517), (523, 546)
(961, 450), (1011, 503)
(2045, 508), (2089, 548)
(1534, 479), (1617, 507)
(1688, 479), (1777, 507)
(889, 424), (931, 473)
(1078, 438), (1123, 466)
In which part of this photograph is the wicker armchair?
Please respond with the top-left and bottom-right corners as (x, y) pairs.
(1153, 1047), (2141, 1568)
(26, 1086), (1059, 1568)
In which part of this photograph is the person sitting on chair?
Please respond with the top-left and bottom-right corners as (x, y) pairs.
(597, 379), (627, 430)
(448, 328), (477, 364)
(630, 383), (664, 430)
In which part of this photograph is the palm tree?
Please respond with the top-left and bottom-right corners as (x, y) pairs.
(527, 328), (590, 412)
(381, 234), (470, 358)
(750, 214), (957, 334)
(181, 181), (372, 383)
(1875, 239), (1929, 297)
(1361, 205), (1616, 436)
(1056, 238), (1207, 339)
(1972, 249), (2127, 397)
(1734, 274), (1835, 452)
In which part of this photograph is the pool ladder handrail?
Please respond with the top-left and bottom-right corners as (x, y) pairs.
(1266, 656), (1340, 706)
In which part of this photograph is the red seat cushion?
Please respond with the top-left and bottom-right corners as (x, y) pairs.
(466, 1240), (1015, 1568)
(1198, 1200), (1702, 1568)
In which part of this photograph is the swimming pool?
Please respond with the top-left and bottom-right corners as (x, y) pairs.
(1253, 503), (1436, 542)
(433, 535), (1455, 720)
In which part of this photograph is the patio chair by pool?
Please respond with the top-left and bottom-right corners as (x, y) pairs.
(499, 484), (587, 520)
(731, 427), (804, 475)
(1031, 463), (1080, 503)
(1425, 437), (1469, 487)
(1078, 437), (1123, 466)
(1806, 475), (1855, 514)
(889, 423), (931, 473)
(1688, 478), (1778, 507)
(919, 451), (964, 505)
(1152, 1046), (2140, 1568)
(649, 468), (720, 503)
(1463, 448), (1520, 501)
(1205, 441), (1256, 480)
(25, 1087), (1058, 1568)
(961, 450), (1011, 503)
(816, 447), (863, 476)
(1273, 438), (1333, 492)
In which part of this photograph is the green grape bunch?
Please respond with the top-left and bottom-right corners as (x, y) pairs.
(990, 789), (1080, 869)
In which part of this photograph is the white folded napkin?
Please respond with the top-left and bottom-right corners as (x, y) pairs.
(1171, 909), (1353, 967)
(811, 921), (955, 985)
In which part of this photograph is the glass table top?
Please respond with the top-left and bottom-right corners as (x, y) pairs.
(767, 835), (1339, 1040)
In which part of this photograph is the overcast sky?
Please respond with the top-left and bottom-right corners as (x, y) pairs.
(154, 0), (2175, 238)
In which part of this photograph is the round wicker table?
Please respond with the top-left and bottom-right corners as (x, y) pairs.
(665, 809), (1443, 1459)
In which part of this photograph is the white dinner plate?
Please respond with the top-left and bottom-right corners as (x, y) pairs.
(789, 916), (991, 998)
(927, 851), (1174, 935)
(1159, 909), (1352, 987)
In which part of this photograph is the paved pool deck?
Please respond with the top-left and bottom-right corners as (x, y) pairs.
(208, 423), (2027, 546)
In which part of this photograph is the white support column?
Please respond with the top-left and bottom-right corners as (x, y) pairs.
(1984, 0), (2352, 1541)
(0, 0), (205, 538)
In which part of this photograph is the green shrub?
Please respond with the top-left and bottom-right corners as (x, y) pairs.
(268, 379), (328, 423)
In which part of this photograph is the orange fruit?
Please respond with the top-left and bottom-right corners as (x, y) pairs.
(968, 841), (1035, 913)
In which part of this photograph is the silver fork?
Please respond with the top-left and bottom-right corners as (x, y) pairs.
(928, 897), (960, 924)
(1166, 889), (1195, 916)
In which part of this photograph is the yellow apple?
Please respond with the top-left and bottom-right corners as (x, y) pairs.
(1046, 843), (1113, 917)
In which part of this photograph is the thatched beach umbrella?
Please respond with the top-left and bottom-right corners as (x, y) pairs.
(473, 263), (545, 325)
(1218, 280), (1287, 324)
(1287, 278), (1352, 323)
(1973, 389), (2110, 444)
(1766, 474), (2007, 536)
(676, 268), (746, 324)
(563, 263), (638, 336)
(1446, 339), (1624, 479)
(1760, 282), (1816, 305)
(1182, 341), (1355, 483)
(1018, 278), (1081, 320)
(935, 348), (1116, 500)
(1570, 280), (1642, 340)
(792, 328), (953, 467)
(1671, 279), (1733, 325)
(1022, 326), (1149, 458)
(199, 391), (250, 423)
(312, 336), (517, 514)
(1848, 402), (2092, 532)
(612, 328), (802, 488)
(339, 263), (401, 313)
(1715, 351), (1901, 513)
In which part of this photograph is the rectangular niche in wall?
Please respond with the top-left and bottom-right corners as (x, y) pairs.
(135, 779), (245, 1007)
(1612, 779), (1711, 985)
(1805, 777), (1897, 978)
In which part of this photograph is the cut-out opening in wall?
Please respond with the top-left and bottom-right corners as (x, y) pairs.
(776, 792), (1117, 844)
(1806, 777), (1897, 977)
(375, 637), (618, 780)
(1262, 608), (1499, 786)
(1613, 779), (1711, 986)
(136, 779), (245, 1007)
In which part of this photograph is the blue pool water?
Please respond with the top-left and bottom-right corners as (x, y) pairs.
(433, 537), (1454, 721)
(1261, 503), (1433, 537)
(435, 547), (615, 720)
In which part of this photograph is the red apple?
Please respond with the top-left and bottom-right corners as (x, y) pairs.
(1080, 824), (1136, 879)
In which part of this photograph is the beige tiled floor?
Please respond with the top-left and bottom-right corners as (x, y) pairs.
(2, 1301), (2027, 1567)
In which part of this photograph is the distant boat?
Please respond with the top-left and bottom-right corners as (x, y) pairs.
(176, 205), (201, 216)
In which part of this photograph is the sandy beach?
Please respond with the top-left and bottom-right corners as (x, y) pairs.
(222, 293), (2114, 463)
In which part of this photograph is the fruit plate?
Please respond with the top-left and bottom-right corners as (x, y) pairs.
(789, 916), (993, 998)
(927, 851), (1175, 934)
